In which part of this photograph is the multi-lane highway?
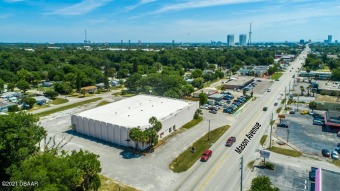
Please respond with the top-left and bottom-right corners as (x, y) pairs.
(171, 45), (309, 191)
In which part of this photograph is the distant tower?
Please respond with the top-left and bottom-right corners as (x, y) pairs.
(227, 34), (234, 46)
(84, 29), (87, 44)
(328, 35), (332, 44)
(248, 23), (252, 46)
(239, 34), (247, 46)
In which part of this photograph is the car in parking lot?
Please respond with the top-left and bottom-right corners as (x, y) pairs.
(309, 110), (314, 115)
(274, 102), (278, 106)
(267, 89), (271, 92)
(300, 110), (309, 115)
(209, 110), (217, 114)
(322, 149), (330, 157)
(337, 143), (340, 147)
(225, 137), (236, 147)
(277, 123), (288, 128)
(331, 150), (339, 160)
(257, 79), (262, 82)
(313, 120), (324, 126)
(224, 108), (233, 113)
(309, 167), (317, 181)
(289, 108), (295, 114)
(201, 150), (212, 162)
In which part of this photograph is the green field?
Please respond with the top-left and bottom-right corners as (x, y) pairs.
(271, 72), (283, 80)
(260, 135), (268, 146)
(268, 146), (302, 157)
(169, 125), (230, 173)
(182, 117), (203, 129)
(50, 98), (69, 105)
(35, 97), (101, 118)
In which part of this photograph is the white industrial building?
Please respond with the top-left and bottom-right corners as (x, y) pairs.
(71, 95), (199, 150)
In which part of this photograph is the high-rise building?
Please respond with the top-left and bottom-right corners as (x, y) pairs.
(328, 35), (332, 43)
(227, 34), (234, 46)
(300, 39), (305, 44)
(239, 34), (247, 46)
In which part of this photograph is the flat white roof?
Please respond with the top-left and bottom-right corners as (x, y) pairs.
(76, 95), (194, 128)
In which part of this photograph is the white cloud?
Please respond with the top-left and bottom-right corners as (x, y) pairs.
(125, 0), (156, 12)
(153, 0), (264, 13)
(46, 0), (112, 16)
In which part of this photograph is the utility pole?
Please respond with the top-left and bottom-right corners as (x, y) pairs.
(289, 83), (291, 93)
(297, 96), (299, 111)
(240, 156), (243, 191)
(287, 129), (290, 143)
(269, 112), (273, 148)
(284, 87), (287, 109)
(208, 119), (211, 141)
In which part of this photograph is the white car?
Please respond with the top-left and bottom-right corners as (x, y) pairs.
(331, 150), (339, 160)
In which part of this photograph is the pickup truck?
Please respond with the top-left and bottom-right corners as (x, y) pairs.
(226, 137), (236, 147)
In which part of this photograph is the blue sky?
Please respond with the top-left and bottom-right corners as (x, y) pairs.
(0, 0), (339, 43)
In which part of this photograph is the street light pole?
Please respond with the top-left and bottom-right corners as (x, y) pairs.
(208, 119), (211, 141)
(269, 112), (273, 148)
(287, 129), (290, 143)
(240, 156), (243, 191)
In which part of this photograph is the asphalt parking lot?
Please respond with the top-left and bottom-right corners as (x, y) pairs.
(251, 78), (274, 94)
(256, 162), (309, 191)
(275, 112), (339, 155)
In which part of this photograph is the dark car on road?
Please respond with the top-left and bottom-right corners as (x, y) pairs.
(201, 150), (212, 162)
(309, 167), (317, 181)
(274, 102), (278, 106)
(322, 149), (330, 157)
(225, 137), (236, 147)
(263, 107), (268, 111)
(277, 123), (288, 128)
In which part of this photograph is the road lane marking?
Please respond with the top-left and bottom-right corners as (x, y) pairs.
(198, 154), (228, 191)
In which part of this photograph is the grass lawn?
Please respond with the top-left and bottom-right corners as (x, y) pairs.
(96, 100), (111, 107)
(271, 72), (283, 80)
(203, 79), (220, 88)
(247, 160), (255, 169)
(169, 125), (230, 173)
(182, 117), (203, 129)
(99, 175), (139, 191)
(34, 97), (102, 118)
(268, 146), (302, 157)
(29, 104), (50, 112)
(276, 107), (282, 114)
(332, 160), (340, 167)
(260, 135), (268, 146)
(121, 93), (135, 97)
(50, 98), (69, 105)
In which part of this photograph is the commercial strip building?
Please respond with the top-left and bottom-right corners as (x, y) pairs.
(223, 76), (254, 90)
(314, 95), (340, 111)
(71, 95), (199, 150)
(317, 81), (340, 95)
(323, 110), (340, 133)
(315, 168), (340, 191)
(298, 71), (332, 80)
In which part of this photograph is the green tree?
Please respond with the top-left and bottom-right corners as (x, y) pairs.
(68, 150), (102, 191)
(104, 77), (110, 91)
(22, 97), (36, 109)
(17, 69), (33, 83)
(306, 86), (310, 96)
(191, 69), (203, 78)
(7, 83), (15, 91)
(129, 127), (143, 150)
(0, 79), (4, 93)
(330, 91), (336, 96)
(149, 116), (162, 132)
(199, 92), (208, 106)
(44, 90), (59, 100)
(7, 105), (19, 112)
(0, 112), (46, 181)
(300, 86), (305, 96)
(250, 175), (279, 191)
(125, 73), (142, 92)
(16, 80), (31, 93)
(309, 101), (317, 112)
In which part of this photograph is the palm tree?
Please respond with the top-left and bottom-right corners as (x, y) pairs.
(311, 88), (316, 97)
(309, 101), (317, 112)
(306, 86), (310, 96)
(300, 86), (305, 96)
(129, 127), (143, 150)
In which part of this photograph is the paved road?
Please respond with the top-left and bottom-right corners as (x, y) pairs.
(28, 90), (121, 114)
(170, 46), (310, 191)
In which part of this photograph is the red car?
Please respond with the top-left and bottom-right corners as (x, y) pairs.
(201, 150), (212, 162)
(226, 137), (236, 147)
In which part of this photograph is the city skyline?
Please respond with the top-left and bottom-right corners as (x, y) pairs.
(0, 0), (339, 43)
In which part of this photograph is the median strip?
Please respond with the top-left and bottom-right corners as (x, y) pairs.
(169, 125), (230, 173)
